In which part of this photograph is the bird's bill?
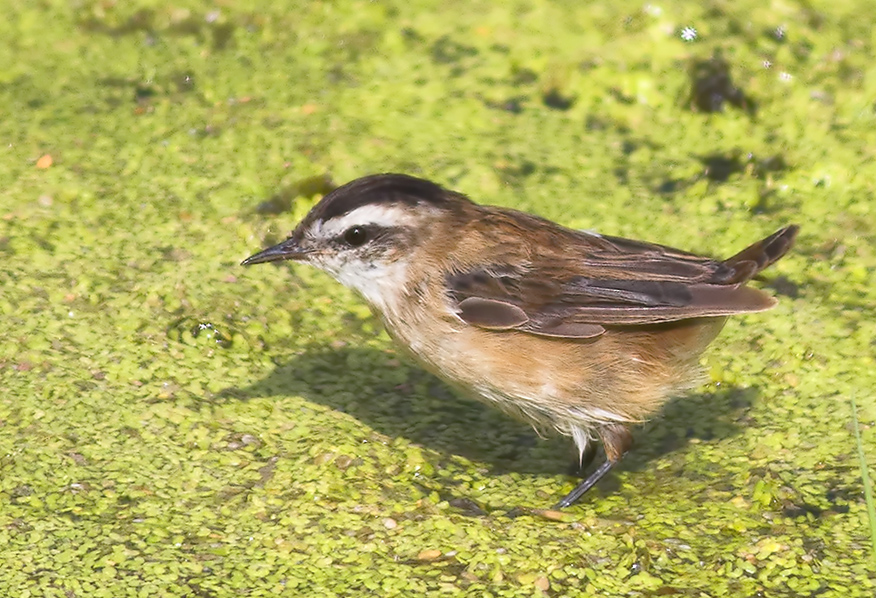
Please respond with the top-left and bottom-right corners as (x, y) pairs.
(241, 238), (310, 265)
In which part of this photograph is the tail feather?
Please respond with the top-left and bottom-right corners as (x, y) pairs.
(723, 225), (799, 284)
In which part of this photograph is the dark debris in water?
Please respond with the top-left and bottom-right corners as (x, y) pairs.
(511, 67), (539, 86)
(502, 506), (529, 519)
(699, 153), (746, 182)
(448, 497), (488, 517)
(99, 70), (199, 111)
(781, 487), (851, 518)
(688, 55), (755, 115)
(699, 152), (788, 182)
(656, 152), (789, 196)
(764, 275), (800, 299)
(482, 95), (526, 114)
(429, 35), (479, 77)
(430, 35), (478, 65)
(495, 159), (538, 186)
(542, 87), (576, 111)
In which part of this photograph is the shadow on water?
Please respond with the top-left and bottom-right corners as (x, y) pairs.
(219, 346), (759, 493)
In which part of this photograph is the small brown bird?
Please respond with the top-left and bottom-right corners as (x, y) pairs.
(243, 174), (798, 508)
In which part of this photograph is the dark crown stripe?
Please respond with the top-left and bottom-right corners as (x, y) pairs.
(314, 174), (462, 223)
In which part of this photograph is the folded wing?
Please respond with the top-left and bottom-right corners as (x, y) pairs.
(447, 225), (798, 339)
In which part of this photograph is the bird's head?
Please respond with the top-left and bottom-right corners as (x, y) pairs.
(242, 173), (470, 309)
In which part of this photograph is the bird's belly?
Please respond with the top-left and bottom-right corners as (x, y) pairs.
(384, 313), (725, 429)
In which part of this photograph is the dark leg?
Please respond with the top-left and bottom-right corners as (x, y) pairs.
(554, 459), (615, 509)
(553, 423), (633, 509)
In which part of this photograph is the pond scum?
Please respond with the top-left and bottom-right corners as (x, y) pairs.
(1, 1), (874, 596)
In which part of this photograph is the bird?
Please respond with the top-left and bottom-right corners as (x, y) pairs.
(242, 173), (798, 509)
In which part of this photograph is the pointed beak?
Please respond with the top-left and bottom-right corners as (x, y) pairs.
(241, 237), (311, 266)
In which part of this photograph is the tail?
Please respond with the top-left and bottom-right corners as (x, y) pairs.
(722, 225), (799, 284)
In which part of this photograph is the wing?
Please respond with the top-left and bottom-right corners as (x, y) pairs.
(446, 225), (797, 339)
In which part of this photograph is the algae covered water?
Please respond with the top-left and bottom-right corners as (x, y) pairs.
(1, 1), (874, 595)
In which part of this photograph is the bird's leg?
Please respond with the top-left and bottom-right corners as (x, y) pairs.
(553, 461), (614, 510)
(553, 424), (633, 509)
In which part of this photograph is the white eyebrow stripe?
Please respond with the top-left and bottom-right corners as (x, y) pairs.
(318, 204), (430, 238)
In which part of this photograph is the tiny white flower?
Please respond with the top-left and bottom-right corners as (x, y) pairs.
(763, 60), (772, 69)
(680, 26), (697, 41)
(779, 71), (792, 81)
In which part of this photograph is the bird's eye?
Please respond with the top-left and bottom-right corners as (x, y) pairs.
(343, 226), (368, 247)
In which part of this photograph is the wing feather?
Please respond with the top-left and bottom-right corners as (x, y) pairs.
(446, 225), (796, 339)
